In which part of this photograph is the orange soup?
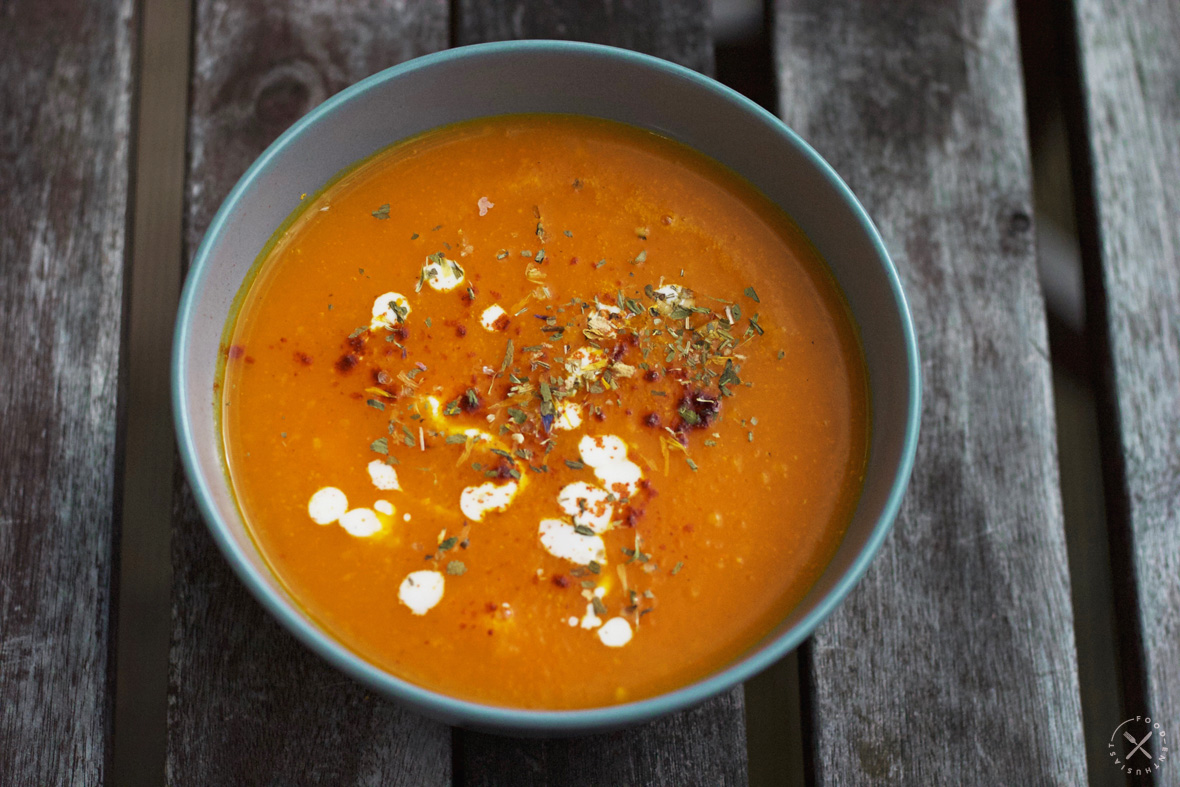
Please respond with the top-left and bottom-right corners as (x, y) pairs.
(220, 115), (869, 709)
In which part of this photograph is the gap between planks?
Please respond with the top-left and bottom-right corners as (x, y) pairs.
(1014, 0), (1125, 783)
(111, 0), (193, 784)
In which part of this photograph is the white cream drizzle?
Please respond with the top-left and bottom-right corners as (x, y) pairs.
(554, 401), (582, 431)
(338, 508), (382, 537)
(370, 291), (411, 330)
(367, 459), (400, 491)
(578, 434), (643, 496)
(424, 395), (442, 418)
(538, 518), (606, 565)
(580, 602), (603, 630)
(460, 481), (519, 521)
(557, 481), (612, 533)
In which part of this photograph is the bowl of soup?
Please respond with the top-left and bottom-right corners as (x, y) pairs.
(173, 40), (920, 734)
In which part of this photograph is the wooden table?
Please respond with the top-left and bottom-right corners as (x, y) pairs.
(2, 0), (1177, 783)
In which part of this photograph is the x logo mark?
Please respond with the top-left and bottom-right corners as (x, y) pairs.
(1124, 730), (1153, 759)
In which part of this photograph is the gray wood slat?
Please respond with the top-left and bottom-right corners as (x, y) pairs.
(167, 3), (452, 784)
(456, 0), (713, 73)
(452, 4), (745, 786)
(773, 1), (1088, 782)
(455, 688), (746, 787)
(0, 1), (136, 783)
(1069, 0), (1180, 780)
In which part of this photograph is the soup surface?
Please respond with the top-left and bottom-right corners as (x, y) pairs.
(221, 115), (868, 709)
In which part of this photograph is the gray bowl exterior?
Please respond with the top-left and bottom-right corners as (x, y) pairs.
(173, 41), (920, 736)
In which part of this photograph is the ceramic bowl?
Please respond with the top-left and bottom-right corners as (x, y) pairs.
(173, 40), (920, 735)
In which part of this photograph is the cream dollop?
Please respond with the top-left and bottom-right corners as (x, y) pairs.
(555, 401), (582, 431)
(367, 459), (400, 491)
(338, 508), (382, 537)
(580, 602), (603, 630)
(399, 570), (445, 615)
(480, 304), (508, 331)
(597, 617), (633, 647)
(538, 518), (606, 565)
(370, 291), (411, 330)
(308, 487), (347, 525)
(460, 481), (519, 521)
(578, 434), (642, 495)
(557, 481), (613, 533)
(420, 255), (465, 292)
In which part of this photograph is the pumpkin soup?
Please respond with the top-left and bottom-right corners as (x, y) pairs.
(220, 114), (868, 709)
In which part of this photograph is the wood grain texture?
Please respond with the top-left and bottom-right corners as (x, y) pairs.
(452, 4), (746, 786)
(773, 1), (1088, 782)
(455, 688), (747, 787)
(1068, 0), (1180, 779)
(168, 2), (452, 784)
(454, 0), (714, 74)
(0, 0), (136, 782)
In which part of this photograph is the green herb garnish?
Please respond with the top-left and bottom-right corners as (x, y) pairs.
(500, 339), (514, 373)
(719, 359), (741, 389)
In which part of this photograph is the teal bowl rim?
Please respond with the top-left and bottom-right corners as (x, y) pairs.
(173, 39), (921, 734)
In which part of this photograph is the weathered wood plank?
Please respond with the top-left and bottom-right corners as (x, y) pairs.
(168, 3), (452, 784)
(455, 688), (746, 787)
(773, 1), (1088, 782)
(1067, 0), (1180, 779)
(455, 0), (713, 73)
(0, 1), (136, 783)
(452, 4), (745, 785)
